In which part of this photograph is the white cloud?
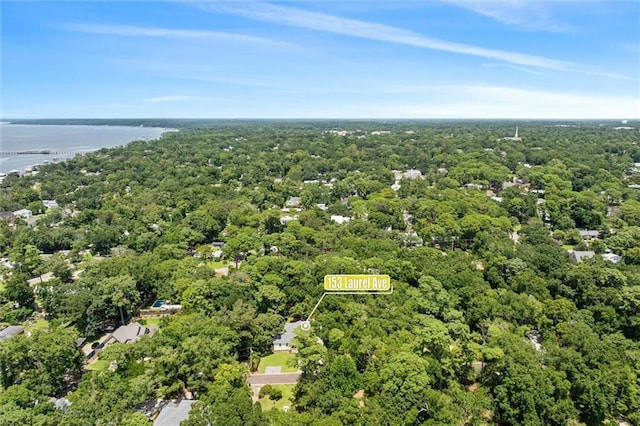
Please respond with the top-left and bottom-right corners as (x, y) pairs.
(482, 62), (545, 75)
(63, 23), (291, 47)
(201, 2), (573, 70)
(441, 0), (573, 32)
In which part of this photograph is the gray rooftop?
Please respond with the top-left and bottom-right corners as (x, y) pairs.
(273, 321), (304, 346)
(111, 322), (156, 344)
(155, 400), (195, 426)
(0, 326), (25, 342)
(571, 250), (595, 263)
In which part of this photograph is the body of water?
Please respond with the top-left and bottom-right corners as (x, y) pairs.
(0, 123), (173, 174)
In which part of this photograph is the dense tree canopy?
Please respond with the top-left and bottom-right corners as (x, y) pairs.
(1, 120), (639, 425)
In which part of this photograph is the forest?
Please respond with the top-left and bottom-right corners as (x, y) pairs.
(0, 120), (639, 425)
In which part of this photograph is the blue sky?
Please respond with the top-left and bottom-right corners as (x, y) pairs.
(1, 1), (638, 119)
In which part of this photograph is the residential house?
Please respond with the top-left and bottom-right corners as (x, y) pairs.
(273, 320), (304, 352)
(13, 209), (32, 219)
(0, 325), (25, 342)
(42, 200), (59, 209)
(465, 183), (484, 190)
(154, 400), (195, 426)
(285, 197), (301, 208)
(330, 215), (351, 224)
(570, 250), (595, 264)
(404, 169), (423, 180)
(502, 177), (523, 190)
(0, 211), (15, 225)
(578, 230), (600, 241)
(106, 322), (157, 345)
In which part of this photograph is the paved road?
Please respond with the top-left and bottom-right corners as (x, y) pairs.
(247, 372), (301, 385)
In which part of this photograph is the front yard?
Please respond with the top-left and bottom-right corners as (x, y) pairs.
(257, 352), (298, 373)
(258, 384), (295, 411)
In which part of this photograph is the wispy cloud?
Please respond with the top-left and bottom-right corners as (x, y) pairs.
(144, 95), (221, 103)
(198, 2), (571, 70)
(63, 23), (291, 47)
(198, 2), (633, 80)
(441, 0), (573, 32)
(483, 62), (544, 75)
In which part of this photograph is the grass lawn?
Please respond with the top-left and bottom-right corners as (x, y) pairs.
(562, 245), (575, 251)
(258, 384), (295, 411)
(140, 317), (162, 328)
(25, 319), (50, 332)
(206, 260), (227, 270)
(258, 352), (298, 373)
(86, 360), (109, 372)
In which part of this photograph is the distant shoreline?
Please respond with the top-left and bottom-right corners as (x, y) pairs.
(0, 124), (174, 175)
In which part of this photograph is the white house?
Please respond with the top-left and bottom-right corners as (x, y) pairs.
(273, 321), (304, 352)
(13, 209), (32, 219)
(330, 215), (351, 224)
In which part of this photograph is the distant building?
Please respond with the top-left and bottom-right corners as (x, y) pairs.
(578, 230), (600, 241)
(404, 169), (423, 180)
(0, 211), (15, 225)
(273, 321), (304, 352)
(330, 215), (351, 224)
(503, 127), (522, 141)
(42, 200), (59, 209)
(13, 209), (32, 219)
(464, 183), (484, 190)
(285, 197), (301, 208)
